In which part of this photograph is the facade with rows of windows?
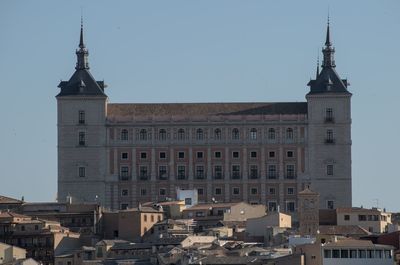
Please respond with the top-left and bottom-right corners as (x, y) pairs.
(56, 22), (352, 211)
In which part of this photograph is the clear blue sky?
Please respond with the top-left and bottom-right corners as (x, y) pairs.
(0, 1), (399, 211)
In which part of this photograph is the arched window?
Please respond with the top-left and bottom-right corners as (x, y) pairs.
(286, 128), (293, 140)
(214, 128), (221, 140)
(121, 129), (129, 141)
(250, 128), (257, 140)
(196, 129), (204, 140)
(139, 129), (147, 141)
(178, 128), (185, 140)
(232, 128), (240, 140)
(268, 128), (275, 140)
(159, 129), (166, 141)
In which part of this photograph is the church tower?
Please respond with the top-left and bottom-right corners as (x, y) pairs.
(298, 186), (320, 236)
(306, 20), (352, 209)
(56, 21), (108, 205)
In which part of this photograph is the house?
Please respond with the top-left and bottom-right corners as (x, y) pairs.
(336, 207), (391, 233)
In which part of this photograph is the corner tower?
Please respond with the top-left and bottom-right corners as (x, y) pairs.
(56, 21), (108, 205)
(306, 20), (352, 209)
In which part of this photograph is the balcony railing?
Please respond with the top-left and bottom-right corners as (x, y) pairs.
(325, 138), (335, 144)
(324, 117), (335, 123)
(158, 174), (169, 180)
(267, 173), (279, 179)
(231, 173), (241, 180)
(119, 175), (131, 181)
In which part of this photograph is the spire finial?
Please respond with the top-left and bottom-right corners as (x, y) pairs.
(325, 15), (331, 46)
(316, 53), (320, 79)
(79, 15), (85, 48)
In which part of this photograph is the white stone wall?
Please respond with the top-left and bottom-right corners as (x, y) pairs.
(306, 94), (352, 208)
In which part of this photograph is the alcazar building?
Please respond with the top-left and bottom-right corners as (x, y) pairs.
(57, 21), (352, 211)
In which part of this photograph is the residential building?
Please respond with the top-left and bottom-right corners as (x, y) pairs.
(102, 206), (164, 242)
(0, 242), (26, 264)
(0, 212), (81, 265)
(322, 238), (394, 265)
(298, 187), (319, 236)
(57, 21), (352, 211)
(336, 207), (391, 233)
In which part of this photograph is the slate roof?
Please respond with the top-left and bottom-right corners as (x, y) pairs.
(57, 69), (106, 97)
(107, 102), (307, 118)
(307, 67), (350, 95)
(0, 195), (22, 204)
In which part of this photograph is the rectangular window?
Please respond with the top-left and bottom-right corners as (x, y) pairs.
(214, 151), (221, 158)
(327, 165), (334, 175)
(324, 249), (332, 258)
(232, 187), (240, 195)
(358, 249), (366, 258)
(269, 151), (275, 158)
(215, 188), (222, 195)
(249, 165), (258, 179)
(196, 151), (204, 159)
(358, 215), (367, 221)
(286, 165), (295, 179)
(232, 165), (240, 179)
(79, 132), (86, 146)
(120, 204), (129, 210)
(287, 151), (294, 158)
(326, 129), (334, 143)
(197, 188), (204, 195)
(232, 151), (239, 159)
(78, 167), (86, 178)
(195, 165), (205, 179)
(121, 189), (129, 196)
(140, 152), (147, 159)
(139, 166), (148, 180)
(140, 188), (147, 196)
(121, 152), (128, 160)
(327, 200), (334, 209)
(332, 249), (340, 258)
(341, 249), (349, 258)
(268, 201), (277, 212)
(286, 201), (295, 212)
(268, 165), (277, 179)
(78, 110), (85, 124)
(177, 166), (186, 180)
(159, 188), (166, 196)
(287, 187), (294, 195)
(269, 187), (276, 195)
(325, 108), (334, 122)
(344, 214), (350, 221)
(250, 151), (257, 158)
(350, 249), (357, 258)
(214, 165), (223, 179)
(120, 166), (129, 179)
(178, 151), (185, 159)
(158, 165), (168, 180)
(250, 188), (258, 195)
(159, 152), (166, 159)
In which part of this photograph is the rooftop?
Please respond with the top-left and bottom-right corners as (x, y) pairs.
(107, 102), (307, 120)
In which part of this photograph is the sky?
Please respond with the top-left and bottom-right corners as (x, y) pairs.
(0, 0), (399, 211)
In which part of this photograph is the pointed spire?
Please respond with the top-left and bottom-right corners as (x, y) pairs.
(325, 15), (331, 46)
(76, 17), (89, 70)
(79, 16), (85, 49)
(316, 54), (320, 79)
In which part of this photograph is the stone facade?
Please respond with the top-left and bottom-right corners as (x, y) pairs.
(57, 22), (352, 212)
